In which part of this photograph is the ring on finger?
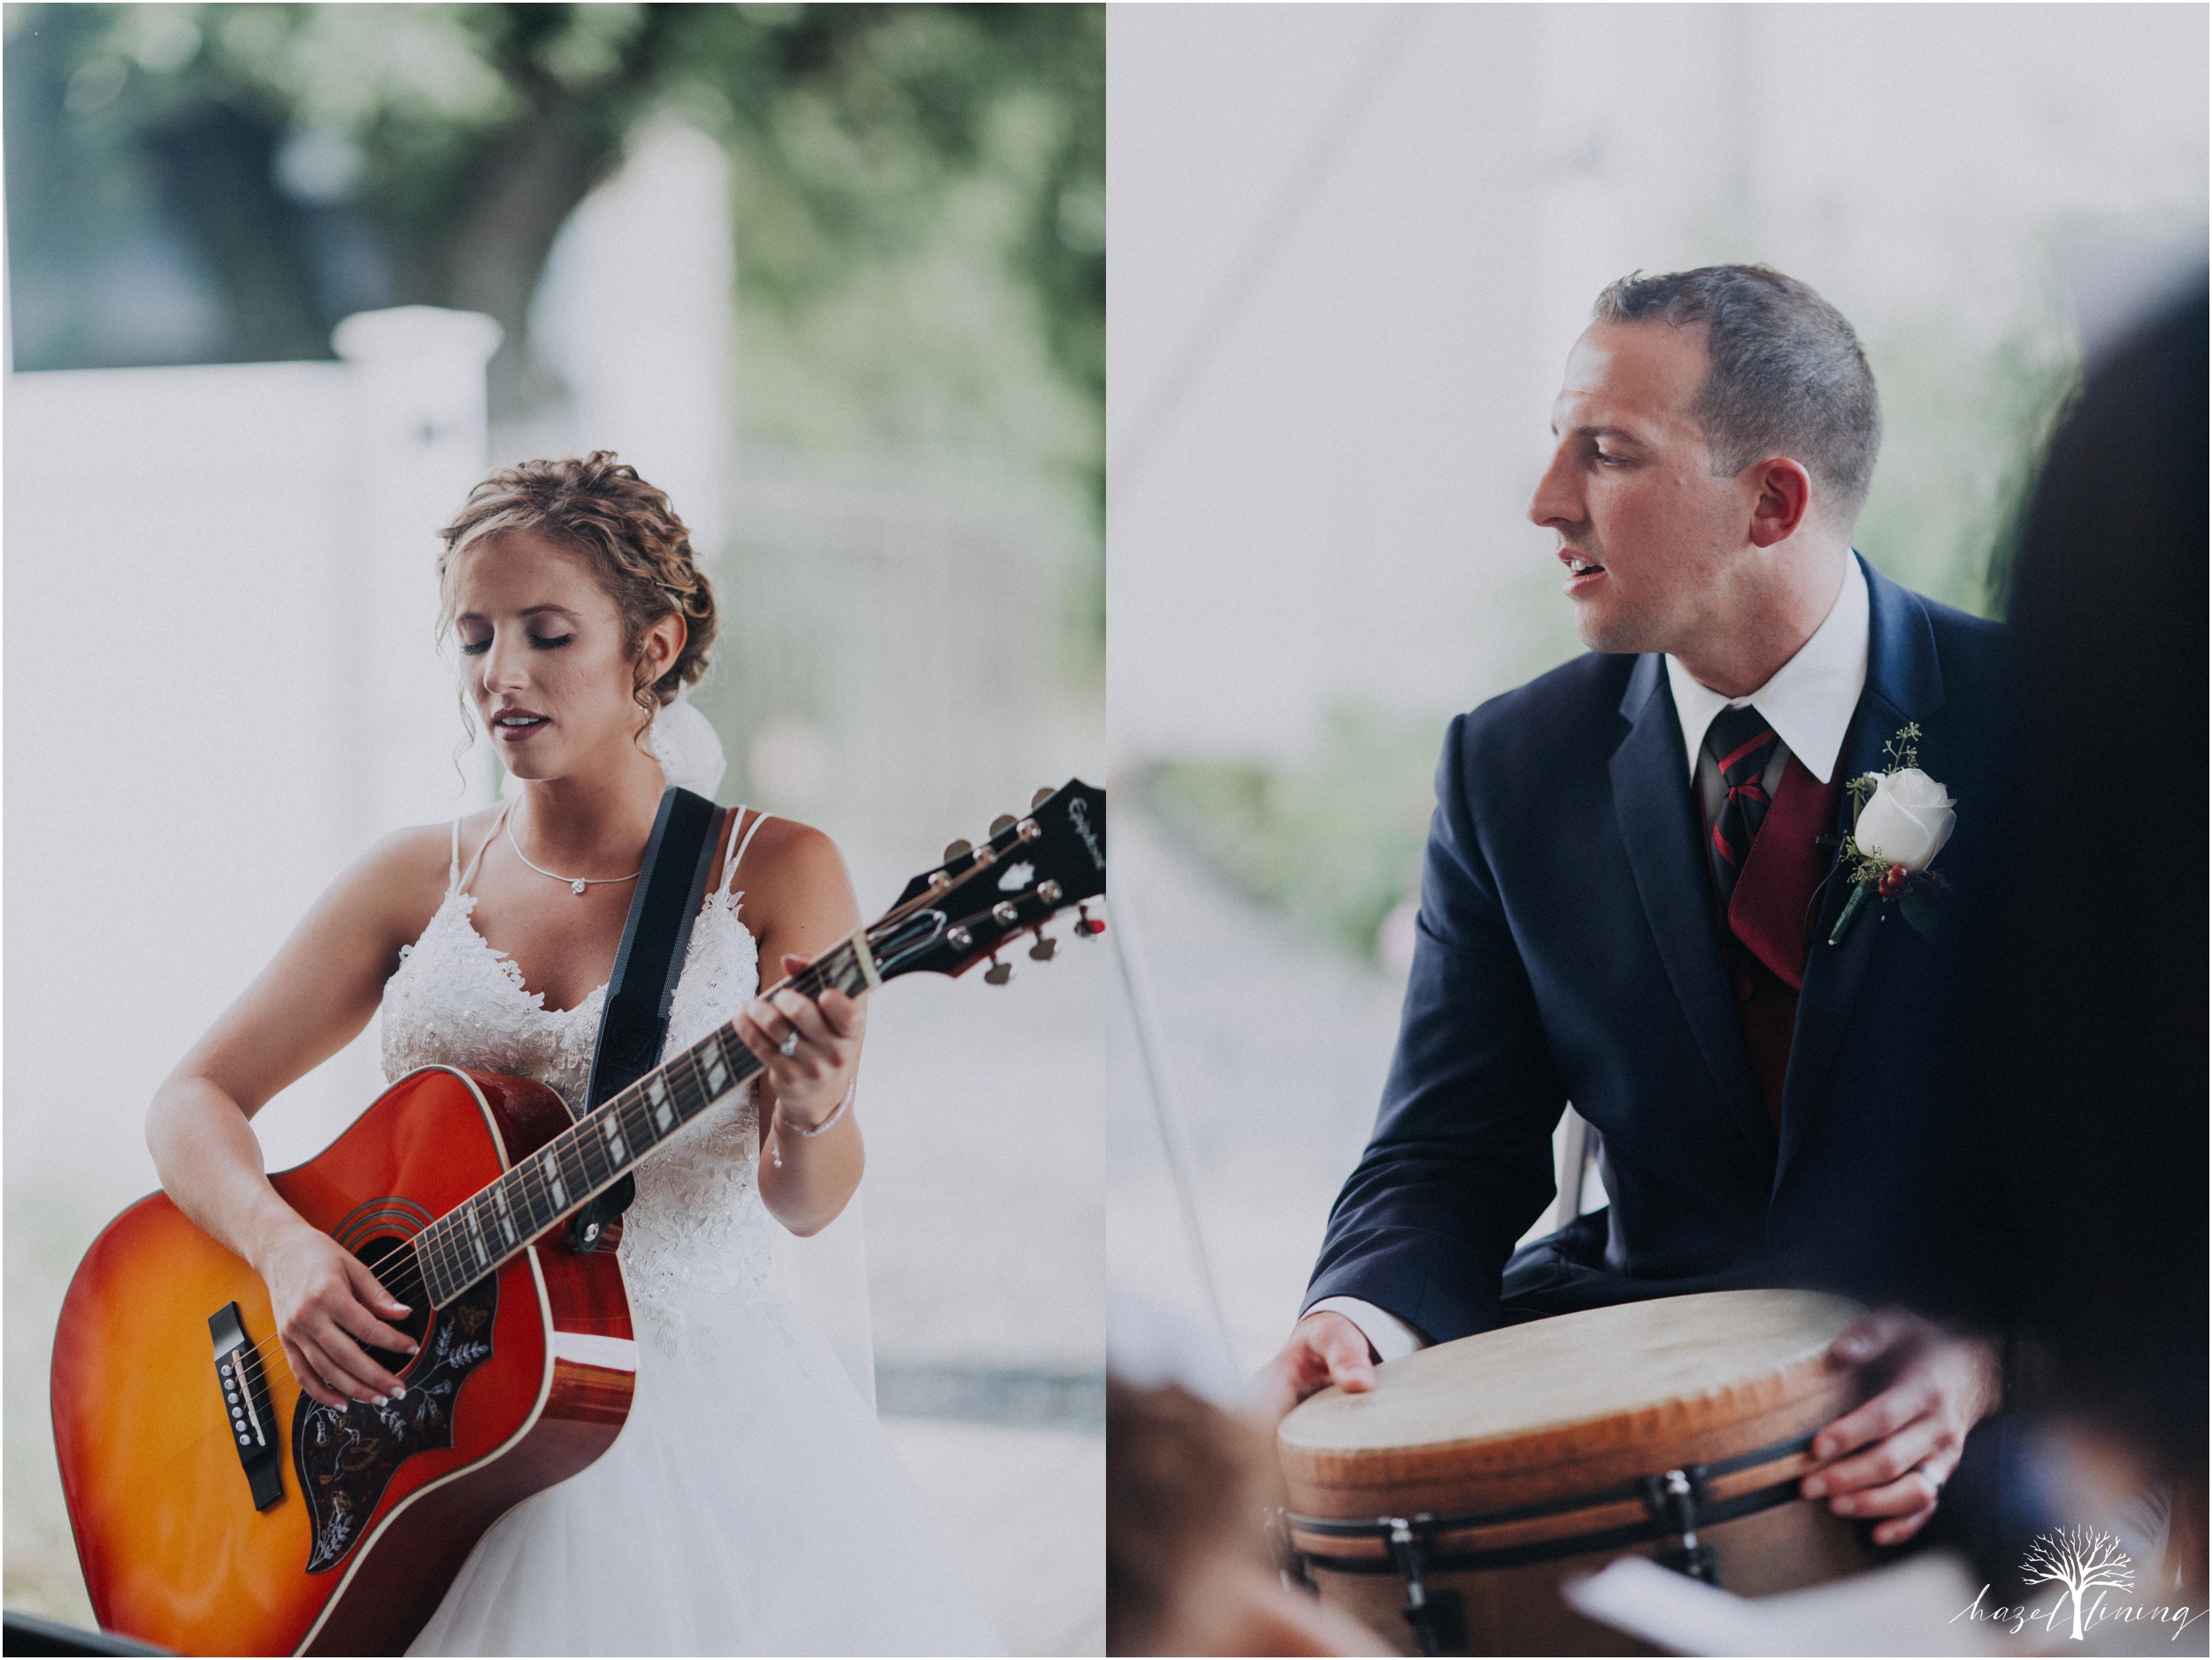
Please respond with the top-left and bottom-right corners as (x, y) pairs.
(779, 1030), (800, 1057)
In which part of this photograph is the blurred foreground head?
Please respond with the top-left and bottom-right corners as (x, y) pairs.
(1943, 272), (2208, 1479)
(1107, 1376), (1386, 1656)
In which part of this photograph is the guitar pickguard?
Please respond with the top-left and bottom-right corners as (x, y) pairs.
(294, 1272), (499, 1573)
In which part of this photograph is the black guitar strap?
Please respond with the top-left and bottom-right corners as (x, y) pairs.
(568, 786), (726, 1252)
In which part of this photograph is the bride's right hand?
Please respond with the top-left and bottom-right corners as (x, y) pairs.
(256, 1223), (419, 1409)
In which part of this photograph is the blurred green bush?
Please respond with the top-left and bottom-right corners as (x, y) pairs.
(1141, 703), (1444, 965)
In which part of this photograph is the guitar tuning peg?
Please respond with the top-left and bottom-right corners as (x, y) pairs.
(1028, 934), (1057, 962)
(1075, 903), (1105, 939)
(984, 955), (1014, 986)
(1032, 787), (1055, 809)
(989, 814), (1018, 837)
(943, 839), (972, 864)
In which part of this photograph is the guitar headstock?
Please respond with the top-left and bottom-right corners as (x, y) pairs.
(856, 779), (1107, 986)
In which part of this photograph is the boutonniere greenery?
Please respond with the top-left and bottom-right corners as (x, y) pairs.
(1829, 722), (1956, 945)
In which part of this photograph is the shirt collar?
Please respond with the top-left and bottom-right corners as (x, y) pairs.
(1664, 554), (1870, 785)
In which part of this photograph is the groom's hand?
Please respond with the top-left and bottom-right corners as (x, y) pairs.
(1801, 1307), (2003, 1546)
(1251, 1310), (1379, 1424)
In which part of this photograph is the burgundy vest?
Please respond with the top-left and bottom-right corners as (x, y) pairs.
(1717, 756), (1844, 1129)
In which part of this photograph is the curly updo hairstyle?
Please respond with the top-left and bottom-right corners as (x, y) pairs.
(436, 451), (718, 735)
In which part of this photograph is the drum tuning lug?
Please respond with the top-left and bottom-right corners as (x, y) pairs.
(1028, 933), (1057, 962)
(943, 838), (972, 864)
(984, 955), (1013, 986)
(989, 813), (1018, 838)
(1032, 786), (1055, 809)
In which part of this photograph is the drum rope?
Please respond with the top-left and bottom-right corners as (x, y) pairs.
(1283, 1426), (1817, 1538)
(1290, 1472), (1809, 1580)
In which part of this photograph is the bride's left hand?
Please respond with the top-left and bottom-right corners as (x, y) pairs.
(735, 953), (866, 1130)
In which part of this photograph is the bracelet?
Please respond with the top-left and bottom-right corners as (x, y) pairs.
(792, 1080), (855, 1139)
(768, 1081), (854, 1170)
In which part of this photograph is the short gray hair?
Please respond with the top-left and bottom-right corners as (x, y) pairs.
(1594, 265), (1882, 525)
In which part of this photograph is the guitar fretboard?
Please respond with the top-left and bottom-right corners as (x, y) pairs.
(405, 941), (868, 1307)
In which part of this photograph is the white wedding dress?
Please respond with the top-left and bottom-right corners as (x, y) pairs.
(385, 804), (1004, 1656)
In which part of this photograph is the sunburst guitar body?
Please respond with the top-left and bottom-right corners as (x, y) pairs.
(53, 1067), (634, 1656)
(50, 780), (1106, 1656)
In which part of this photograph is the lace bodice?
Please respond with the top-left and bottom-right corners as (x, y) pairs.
(381, 805), (777, 1349)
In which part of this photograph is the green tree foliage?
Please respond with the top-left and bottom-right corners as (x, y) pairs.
(4, 4), (1102, 497)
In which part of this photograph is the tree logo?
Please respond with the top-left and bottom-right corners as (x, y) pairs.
(2022, 1526), (2136, 1641)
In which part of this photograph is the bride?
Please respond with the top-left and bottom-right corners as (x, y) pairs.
(143, 452), (1004, 1656)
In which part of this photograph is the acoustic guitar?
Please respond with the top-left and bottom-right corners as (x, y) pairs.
(51, 780), (1107, 1656)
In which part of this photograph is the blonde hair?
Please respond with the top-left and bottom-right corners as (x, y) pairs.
(437, 451), (718, 733)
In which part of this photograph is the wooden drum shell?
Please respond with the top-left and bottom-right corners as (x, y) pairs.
(1276, 1291), (1879, 1656)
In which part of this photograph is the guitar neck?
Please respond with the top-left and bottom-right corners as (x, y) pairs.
(397, 777), (1105, 1306)
(407, 942), (867, 1307)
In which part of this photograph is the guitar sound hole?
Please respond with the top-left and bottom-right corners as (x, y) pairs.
(354, 1233), (433, 1375)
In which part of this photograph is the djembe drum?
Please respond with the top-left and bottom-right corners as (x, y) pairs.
(1275, 1290), (1880, 1656)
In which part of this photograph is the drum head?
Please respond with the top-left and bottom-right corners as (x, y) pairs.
(1279, 1289), (1864, 1517)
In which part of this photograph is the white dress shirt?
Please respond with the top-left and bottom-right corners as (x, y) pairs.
(1306, 557), (1871, 1365)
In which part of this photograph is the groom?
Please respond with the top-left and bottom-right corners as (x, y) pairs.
(1259, 266), (2016, 1554)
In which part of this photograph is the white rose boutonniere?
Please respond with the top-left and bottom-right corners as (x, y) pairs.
(1830, 723), (1957, 944)
(1855, 767), (1956, 871)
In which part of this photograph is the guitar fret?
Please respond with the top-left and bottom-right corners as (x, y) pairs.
(698, 1038), (730, 1100)
(669, 1049), (708, 1119)
(516, 1159), (556, 1237)
(460, 1198), (491, 1271)
(557, 1130), (597, 1198)
(615, 1090), (658, 1157)
(568, 1118), (613, 1187)
(538, 1146), (569, 1212)
(423, 1223), (458, 1304)
(512, 1157), (557, 1240)
(442, 1218), (470, 1291)
(644, 1072), (676, 1134)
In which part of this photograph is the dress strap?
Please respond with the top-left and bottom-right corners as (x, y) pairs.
(447, 818), (462, 894)
(457, 800), (511, 895)
(723, 807), (773, 898)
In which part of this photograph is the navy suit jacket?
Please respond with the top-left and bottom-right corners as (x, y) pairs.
(1308, 557), (2008, 1342)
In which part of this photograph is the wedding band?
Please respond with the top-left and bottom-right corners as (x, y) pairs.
(779, 1031), (800, 1057)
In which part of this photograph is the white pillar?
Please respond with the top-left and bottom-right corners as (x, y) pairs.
(556, 120), (736, 557)
(331, 304), (504, 836)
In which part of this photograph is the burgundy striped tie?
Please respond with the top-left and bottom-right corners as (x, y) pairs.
(1703, 704), (1781, 906)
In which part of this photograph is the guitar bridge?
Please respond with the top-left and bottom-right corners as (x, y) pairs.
(209, 1302), (284, 1510)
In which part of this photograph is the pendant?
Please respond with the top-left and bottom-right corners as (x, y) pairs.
(572, 879), (588, 895)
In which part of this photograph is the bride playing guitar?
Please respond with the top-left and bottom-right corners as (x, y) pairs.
(127, 452), (1004, 1655)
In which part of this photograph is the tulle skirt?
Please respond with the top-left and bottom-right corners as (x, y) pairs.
(407, 1291), (1004, 1656)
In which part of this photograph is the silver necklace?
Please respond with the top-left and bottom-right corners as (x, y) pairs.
(505, 808), (641, 896)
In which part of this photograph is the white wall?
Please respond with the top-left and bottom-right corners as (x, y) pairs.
(4, 310), (497, 1207)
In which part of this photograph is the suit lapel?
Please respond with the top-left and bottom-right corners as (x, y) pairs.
(1610, 654), (1773, 1163)
(1777, 557), (1947, 1180)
